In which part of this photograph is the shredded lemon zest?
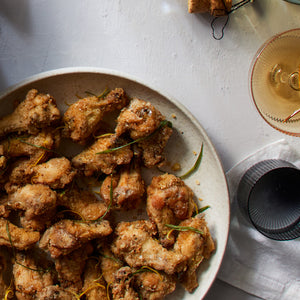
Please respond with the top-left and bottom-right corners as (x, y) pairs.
(31, 152), (46, 167)
(94, 133), (114, 139)
(30, 174), (39, 184)
(4, 279), (14, 300)
(133, 266), (162, 281)
(57, 209), (86, 222)
(79, 283), (106, 298)
(191, 198), (199, 215)
(107, 282), (112, 300)
(166, 229), (174, 240)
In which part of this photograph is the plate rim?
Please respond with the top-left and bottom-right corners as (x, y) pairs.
(0, 66), (230, 299)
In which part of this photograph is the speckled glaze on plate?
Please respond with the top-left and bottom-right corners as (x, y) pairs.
(0, 67), (230, 300)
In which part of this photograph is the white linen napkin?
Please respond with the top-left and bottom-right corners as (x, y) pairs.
(217, 139), (300, 300)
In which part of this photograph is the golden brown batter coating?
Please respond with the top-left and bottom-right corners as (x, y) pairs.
(39, 219), (112, 258)
(0, 130), (60, 160)
(55, 243), (93, 293)
(111, 220), (185, 275)
(115, 98), (164, 140)
(0, 89), (61, 138)
(0, 218), (40, 250)
(31, 157), (77, 189)
(72, 135), (133, 176)
(83, 259), (107, 300)
(138, 123), (173, 168)
(134, 270), (177, 300)
(63, 88), (128, 144)
(111, 266), (139, 300)
(8, 184), (57, 231)
(13, 251), (53, 299)
(174, 217), (215, 292)
(35, 285), (78, 300)
(57, 186), (108, 221)
(100, 162), (145, 210)
(147, 174), (194, 247)
(100, 246), (123, 285)
(0, 196), (10, 218)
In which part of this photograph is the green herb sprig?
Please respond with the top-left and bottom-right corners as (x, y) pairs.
(6, 221), (51, 273)
(165, 224), (204, 235)
(179, 143), (203, 180)
(97, 120), (172, 155)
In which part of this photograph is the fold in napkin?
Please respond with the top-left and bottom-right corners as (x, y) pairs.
(217, 140), (300, 300)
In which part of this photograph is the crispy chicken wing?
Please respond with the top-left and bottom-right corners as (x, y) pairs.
(100, 162), (145, 210)
(111, 266), (139, 300)
(174, 217), (215, 292)
(0, 218), (40, 250)
(138, 123), (172, 168)
(0, 89), (61, 138)
(31, 157), (77, 189)
(111, 220), (185, 275)
(13, 251), (53, 299)
(63, 88), (128, 144)
(83, 259), (107, 300)
(0, 130), (60, 160)
(39, 219), (112, 258)
(72, 135), (133, 176)
(36, 285), (77, 300)
(8, 184), (57, 231)
(147, 174), (194, 247)
(115, 98), (163, 139)
(5, 157), (74, 194)
(100, 246), (123, 285)
(134, 270), (176, 300)
(55, 243), (93, 292)
(57, 186), (108, 221)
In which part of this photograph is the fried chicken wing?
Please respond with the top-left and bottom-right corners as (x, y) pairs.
(83, 259), (107, 300)
(13, 251), (53, 299)
(100, 162), (145, 210)
(55, 243), (93, 292)
(31, 157), (77, 189)
(111, 266), (139, 300)
(36, 285), (77, 300)
(174, 217), (215, 292)
(134, 270), (176, 300)
(8, 184), (57, 231)
(39, 219), (112, 258)
(0, 130), (60, 160)
(100, 246), (123, 285)
(115, 98), (164, 140)
(57, 186), (108, 221)
(138, 123), (172, 168)
(72, 135), (133, 176)
(147, 174), (194, 247)
(0, 218), (40, 250)
(111, 220), (185, 275)
(0, 89), (61, 138)
(63, 88), (128, 144)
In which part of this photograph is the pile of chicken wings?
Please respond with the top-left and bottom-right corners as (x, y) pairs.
(0, 87), (214, 299)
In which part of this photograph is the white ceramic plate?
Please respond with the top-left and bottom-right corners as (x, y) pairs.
(0, 67), (229, 300)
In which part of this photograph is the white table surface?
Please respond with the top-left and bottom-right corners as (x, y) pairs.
(0, 0), (299, 299)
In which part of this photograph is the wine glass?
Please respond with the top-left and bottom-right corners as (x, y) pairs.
(250, 28), (300, 135)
